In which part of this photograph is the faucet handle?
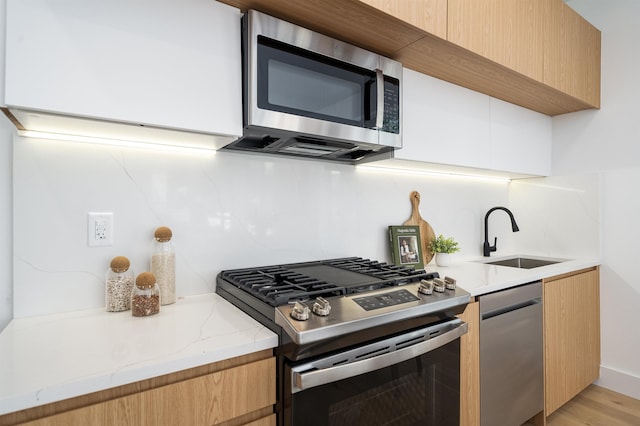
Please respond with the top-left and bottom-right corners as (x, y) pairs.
(483, 237), (497, 257)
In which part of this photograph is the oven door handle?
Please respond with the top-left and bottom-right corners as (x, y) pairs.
(292, 320), (467, 392)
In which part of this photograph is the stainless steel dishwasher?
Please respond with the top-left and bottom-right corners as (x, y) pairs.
(480, 281), (543, 426)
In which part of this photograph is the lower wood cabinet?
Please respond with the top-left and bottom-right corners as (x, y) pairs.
(543, 267), (600, 416)
(458, 300), (480, 426)
(1, 350), (275, 426)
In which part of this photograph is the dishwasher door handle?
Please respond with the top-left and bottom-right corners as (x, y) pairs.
(481, 297), (541, 320)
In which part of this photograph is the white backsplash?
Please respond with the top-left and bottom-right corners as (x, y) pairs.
(0, 121), (12, 330)
(13, 135), (516, 318)
(510, 173), (600, 259)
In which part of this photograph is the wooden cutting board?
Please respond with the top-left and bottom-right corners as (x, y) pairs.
(403, 191), (436, 265)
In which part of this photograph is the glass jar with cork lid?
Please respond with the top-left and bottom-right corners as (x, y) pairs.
(151, 226), (176, 305)
(105, 256), (134, 312)
(132, 272), (160, 317)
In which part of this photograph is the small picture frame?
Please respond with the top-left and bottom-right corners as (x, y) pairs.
(388, 225), (424, 270)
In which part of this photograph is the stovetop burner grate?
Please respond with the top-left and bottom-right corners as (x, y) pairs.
(220, 265), (346, 306)
(219, 257), (435, 307)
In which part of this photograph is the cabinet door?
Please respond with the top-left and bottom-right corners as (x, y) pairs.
(400, 68), (492, 169)
(489, 98), (551, 176)
(358, 0), (448, 39)
(448, 0), (544, 82)
(399, 68), (551, 177)
(4, 0), (242, 137)
(543, 267), (600, 416)
(18, 357), (276, 426)
(543, 0), (601, 108)
(457, 301), (480, 426)
(244, 414), (276, 426)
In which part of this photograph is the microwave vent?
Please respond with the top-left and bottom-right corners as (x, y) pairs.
(232, 135), (279, 150)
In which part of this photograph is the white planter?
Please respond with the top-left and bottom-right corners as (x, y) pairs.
(435, 253), (455, 267)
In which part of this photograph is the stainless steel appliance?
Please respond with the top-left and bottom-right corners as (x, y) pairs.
(479, 281), (543, 426)
(216, 257), (470, 425)
(222, 10), (402, 164)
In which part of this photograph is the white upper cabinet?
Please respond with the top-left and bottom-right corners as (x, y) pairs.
(400, 67), (492, 170)
(4, 0), (242, 139)
(489, 97), (551, 176)
(390, 69), (551, 177)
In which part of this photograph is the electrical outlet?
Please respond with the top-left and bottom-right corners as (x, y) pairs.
(88, 212), (113, 247)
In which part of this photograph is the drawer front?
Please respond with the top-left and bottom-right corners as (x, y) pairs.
(244, 414), (276, 426)
(19, 357), (276, 426)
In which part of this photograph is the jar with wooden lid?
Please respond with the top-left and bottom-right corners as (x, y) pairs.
(132, 272), (160, 317)
(105, 256), (134, 312)
(151, 226), (176, 305)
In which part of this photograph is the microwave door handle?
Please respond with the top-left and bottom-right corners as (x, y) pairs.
(375, 69), (384, 129)
(292, 321), (468, 392)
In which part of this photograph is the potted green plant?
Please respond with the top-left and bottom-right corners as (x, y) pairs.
(428, 234), (461, 266)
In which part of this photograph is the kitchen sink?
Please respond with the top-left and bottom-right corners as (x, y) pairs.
(481, 257), (564, 269)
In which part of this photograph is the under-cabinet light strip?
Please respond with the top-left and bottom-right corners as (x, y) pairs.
(356, 164), (512, 183)
(17, 130), (216, 155)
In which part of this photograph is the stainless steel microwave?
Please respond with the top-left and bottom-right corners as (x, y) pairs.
(222, 10), (403, 164)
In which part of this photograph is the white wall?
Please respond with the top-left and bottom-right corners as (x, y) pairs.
(554, 0), (640, 399)
(0, 0), (13, 331)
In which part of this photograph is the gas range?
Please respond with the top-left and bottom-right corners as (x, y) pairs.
(216, 257), (470, 426)
(216, 257), (470, 350)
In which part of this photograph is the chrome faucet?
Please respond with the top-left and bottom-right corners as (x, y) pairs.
(483, 207), (519, 257)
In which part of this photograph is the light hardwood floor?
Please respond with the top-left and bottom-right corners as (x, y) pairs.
(529, 385), (640, 425)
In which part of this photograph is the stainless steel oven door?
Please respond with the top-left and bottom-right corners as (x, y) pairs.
(284, 318), (467, 426)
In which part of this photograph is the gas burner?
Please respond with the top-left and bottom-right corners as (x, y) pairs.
(219, 257), (436, 307)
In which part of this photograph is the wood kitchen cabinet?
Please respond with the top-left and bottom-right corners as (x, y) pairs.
(543, 267), (600, 417)
(358, 0), (448, 39)
(448, 0), (544, 82)
(543, 0), (601, 108)
(457, 300), (480, 426)
(0, 350), (276, 426)
(448, 0), (600, 109)
(4, 0), (242, 141)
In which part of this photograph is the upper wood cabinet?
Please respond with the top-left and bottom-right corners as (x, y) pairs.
(448, 0), (600, 109)
(218, 0), (600, 116)
(359, 0), (448, 39)
(543, 0), (601, 108)
(448, 0), (544, 82)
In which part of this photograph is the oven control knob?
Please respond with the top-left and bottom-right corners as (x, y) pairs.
(312, 296), (331, 316)
(418, 279), (433, 295)
(433, 278), (446, 293)
(444, 276), (457, 290)
(290, 301), (310, 321)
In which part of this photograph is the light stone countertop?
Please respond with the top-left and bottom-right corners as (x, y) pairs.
(0, 255), (599, 416)
(424, 254), (601, 297)
(0, 293), (278, 416)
